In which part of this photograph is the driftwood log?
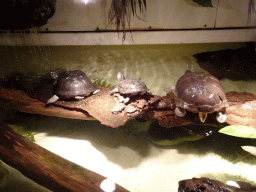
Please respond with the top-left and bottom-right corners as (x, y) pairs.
(1, 87), (256, 128)
(0, 120), (129, 192)
(0, 86), (256, 191)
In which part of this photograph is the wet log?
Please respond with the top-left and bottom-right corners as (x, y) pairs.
(154, 91), (256, 128)
(225, 91), (256, 128)
(0, 87), (256, 191)
(0, 87), (128, 128)
(0, 120), (129, 192)
(1, 87), (256, 129)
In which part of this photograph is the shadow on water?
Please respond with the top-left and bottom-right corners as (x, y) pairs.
(148, 121), (256, 165)
(1, 110), (154, 168)
(2, 110), (256, 168)
(199, 173), (256, 186)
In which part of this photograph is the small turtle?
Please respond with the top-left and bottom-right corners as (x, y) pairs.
(167, 70), (229, 123)
(46, 70), (99, 104)
(110, 72), (149, 104)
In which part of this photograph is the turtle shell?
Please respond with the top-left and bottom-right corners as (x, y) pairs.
(55, 70), (96, 99)
(118, 78), (148, 95)
(175, 70), (228, 113)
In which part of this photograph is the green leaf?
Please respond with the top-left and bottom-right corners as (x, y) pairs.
(219, 125), (256, 138)
(192, 0), (213, 7)
(241, 146), (256, 156)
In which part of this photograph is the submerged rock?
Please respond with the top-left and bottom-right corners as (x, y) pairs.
(194, 45), (256, 80)
(178, 177), (256, 192)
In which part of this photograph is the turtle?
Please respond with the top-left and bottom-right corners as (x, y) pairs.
(110, 72), (149, 104)
(167, 70), (229, 123)
(46, 70), (99, 104)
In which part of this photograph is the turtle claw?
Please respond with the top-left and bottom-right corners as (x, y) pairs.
(199, 112), (208, 123)
(109, 88), (118, 95)
(175, 107), (186, 117)
(46, 95), (59, 104)
(74, 96), (84, 100)
(216, 112), (227, 123)
(93, 89), (100, 94)
(123, 97), (130, 104)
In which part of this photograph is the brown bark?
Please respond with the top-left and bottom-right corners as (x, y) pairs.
(154, 91), (256, 128)
(1, 87), (256, 191)
(1, 87), (256, 129)
(0, 120), (129, 192)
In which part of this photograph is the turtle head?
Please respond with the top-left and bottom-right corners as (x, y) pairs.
(117, 72), (125, 81)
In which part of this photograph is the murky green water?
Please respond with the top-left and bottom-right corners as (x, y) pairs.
(1, 42), (256, 192)
(1, 42), (255, 95)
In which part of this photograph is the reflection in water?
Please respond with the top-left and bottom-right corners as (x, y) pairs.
(74, 0), (95, 4)
(1, 43), (255, 96)
(148, 121), (214, 146)
(1, 42), (256, 190)
(1, 109), (256, 190)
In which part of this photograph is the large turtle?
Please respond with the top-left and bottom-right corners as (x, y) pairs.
(110, 72), (149, 104)
(168, 70), (229, 123)
(46, 70), (99, 104)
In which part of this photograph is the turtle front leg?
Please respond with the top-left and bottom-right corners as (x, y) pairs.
(109, 88), (118, 95)
(74, 96), (85, 100)
(46, 95), (59, 105)
(93, 89), (100, 94)
(122, 97), (130, 104)
(216, 112), (227, 123)
(175, 107), (186, 117)
(117, 96), (130, 104)
(199, 112), (208, 123)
